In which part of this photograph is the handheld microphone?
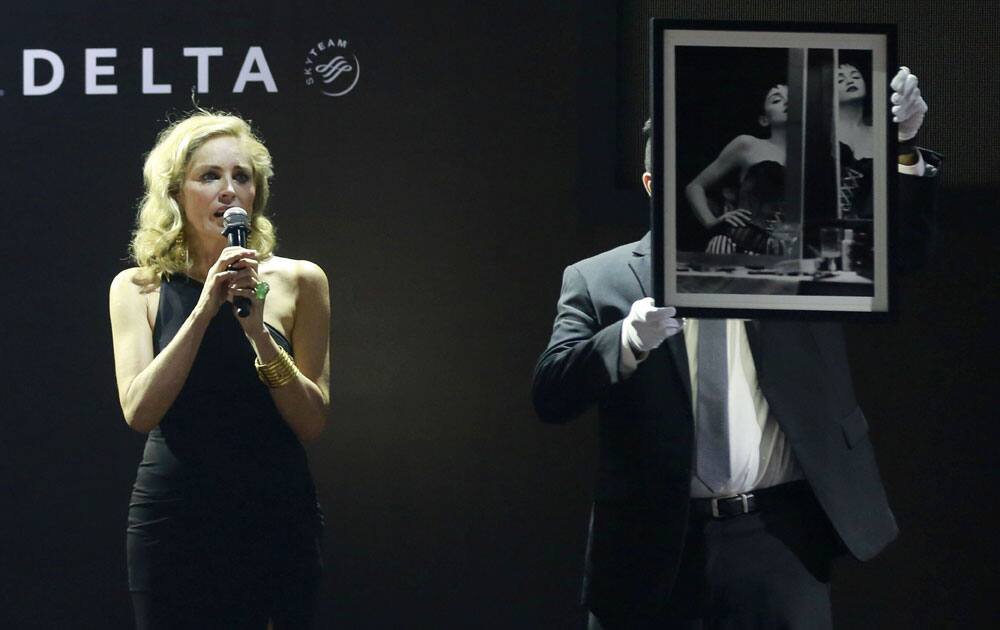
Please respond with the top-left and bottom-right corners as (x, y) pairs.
(221, 208), (252, 318)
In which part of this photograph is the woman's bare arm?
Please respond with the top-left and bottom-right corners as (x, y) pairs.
(110, 269), (213, 433)
(685, 135), (755, 228)
(109, 249), (253, 433)
(244, 260), (331, 443)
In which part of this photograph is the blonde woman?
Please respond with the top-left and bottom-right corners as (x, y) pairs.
(110, 112), (329, 628)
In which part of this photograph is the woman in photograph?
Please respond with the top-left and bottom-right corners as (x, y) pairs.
(109, 111), (330, 628)
(835, 52), (875, 218)
(684, 82), (789, 254)
(685, 54), (890, 254)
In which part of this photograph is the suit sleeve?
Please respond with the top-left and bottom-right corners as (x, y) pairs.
(894, 148), (942, 274)
(532, 265), (626, 424)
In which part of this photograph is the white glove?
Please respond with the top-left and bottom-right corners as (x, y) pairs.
(891, 66), (927, 142)
(623, 297), (682, 354)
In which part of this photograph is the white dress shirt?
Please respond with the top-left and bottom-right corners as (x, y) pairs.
(621, 318), (803, 498)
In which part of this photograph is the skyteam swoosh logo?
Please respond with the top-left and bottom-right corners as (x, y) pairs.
(304, 38), (360, 97)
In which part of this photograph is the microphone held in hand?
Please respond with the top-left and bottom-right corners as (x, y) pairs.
(221, 208), (252, 318)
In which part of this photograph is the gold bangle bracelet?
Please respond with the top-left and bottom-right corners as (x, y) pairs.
(255, 347), (300, 388)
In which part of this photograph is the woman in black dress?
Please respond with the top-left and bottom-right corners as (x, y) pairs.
(684, 62), (921, 253)
(109, 111), (330, 628)
(835, 55), (875, 218)
(683, 83), (789, 254)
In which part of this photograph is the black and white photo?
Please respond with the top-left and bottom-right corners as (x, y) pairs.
(652, 22), (896, 316)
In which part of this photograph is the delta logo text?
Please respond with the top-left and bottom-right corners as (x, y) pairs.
(17, 47), (276, 96)
(2, 38), (360, 97)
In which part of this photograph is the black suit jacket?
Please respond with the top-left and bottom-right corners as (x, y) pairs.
(532, 153), (940, 617)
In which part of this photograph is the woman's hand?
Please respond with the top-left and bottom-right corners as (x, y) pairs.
(714, 208), (753, 229)
(194, 247), (259, 317)
(224, 254), (269, 341)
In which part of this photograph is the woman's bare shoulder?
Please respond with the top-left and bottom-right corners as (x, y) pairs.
(109, 268), (159, 331)
(264, 256), (328, 285)
(110, 267), (159, 297)
(727, 134), (766, 152)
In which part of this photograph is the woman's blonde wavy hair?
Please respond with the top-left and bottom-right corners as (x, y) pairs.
(130, 111), (277, 284)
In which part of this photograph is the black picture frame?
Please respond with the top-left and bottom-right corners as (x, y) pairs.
(650, 19), (898, 319)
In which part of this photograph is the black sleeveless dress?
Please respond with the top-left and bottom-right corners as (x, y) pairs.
(126, 274), (323, 609)
(839, 142), (874, 218)
(711, 160), (785, 254)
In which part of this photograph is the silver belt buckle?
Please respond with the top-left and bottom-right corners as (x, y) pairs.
(710, 497), (721, 518)
(711, 492), (754, 518)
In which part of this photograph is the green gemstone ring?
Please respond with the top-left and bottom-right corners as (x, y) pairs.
(254, 281), (270, 300)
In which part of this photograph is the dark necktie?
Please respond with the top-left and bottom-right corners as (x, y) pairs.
(696, 319), (730, 492)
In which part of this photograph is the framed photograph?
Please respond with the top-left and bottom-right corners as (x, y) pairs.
(650, 20), (897, 318)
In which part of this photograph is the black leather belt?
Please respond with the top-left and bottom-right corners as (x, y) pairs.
(689, 480), (811, 520)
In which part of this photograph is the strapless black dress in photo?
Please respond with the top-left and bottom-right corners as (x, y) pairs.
(839, 142), (874, 218)
(713, 160), (785, 254)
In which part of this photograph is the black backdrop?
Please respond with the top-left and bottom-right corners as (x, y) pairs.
(1, 2), (996, 628)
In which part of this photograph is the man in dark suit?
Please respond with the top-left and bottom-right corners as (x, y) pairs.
(532, 67), (939, 629)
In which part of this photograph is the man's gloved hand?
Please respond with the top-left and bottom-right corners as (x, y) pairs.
(891, 66), (927, 142)
(623, 297), (682, 354)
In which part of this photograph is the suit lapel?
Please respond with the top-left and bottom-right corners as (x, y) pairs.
(745, 320), (829, 444)
(628, 232), (692, 404)
(627, 237), (652, 299)
(664, 333), (692, 405)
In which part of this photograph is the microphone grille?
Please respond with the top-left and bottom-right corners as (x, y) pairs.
(222, 207), (250, 229)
